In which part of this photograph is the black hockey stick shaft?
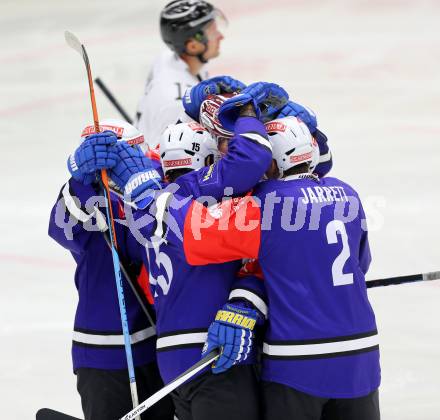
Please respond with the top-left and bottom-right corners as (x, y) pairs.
(101, 231), (156, 328)
(121, 349), (219, 420)
(95, 77), (133, 124)
(36, 351), (219, 420)
(367, 270), (440, 288)
(36, 408), (82, 420)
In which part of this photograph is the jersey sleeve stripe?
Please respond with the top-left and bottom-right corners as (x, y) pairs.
(61, 183), (108, 231)
(240, 131), (272, 152)
(72, 326), (155, 347)
(263, 331), (379, 359)
(157, 331), (208, 351)
(229, 288), (268, 318)
(319, 151), (332, 163)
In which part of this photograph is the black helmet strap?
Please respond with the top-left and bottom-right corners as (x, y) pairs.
(184, 30), (209, 63)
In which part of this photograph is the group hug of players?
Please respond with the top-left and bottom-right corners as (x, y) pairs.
(49, 76), (381, 420)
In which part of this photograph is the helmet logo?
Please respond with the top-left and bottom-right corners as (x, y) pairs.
(290, 152), (313, 163)
(81, 124), (124, 138)
(164, 158), (193, 168)
(265, 121), (286, 133)
(126, 135), (145, 146)
(188, 122), (206, 131)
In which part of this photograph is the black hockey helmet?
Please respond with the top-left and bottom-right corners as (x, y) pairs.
(160, 0), (225, 55)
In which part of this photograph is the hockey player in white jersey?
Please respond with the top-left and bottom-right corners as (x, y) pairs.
(135, 0), (226, 147)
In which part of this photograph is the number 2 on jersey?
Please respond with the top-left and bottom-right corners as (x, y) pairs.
(326, 220), (354, 286)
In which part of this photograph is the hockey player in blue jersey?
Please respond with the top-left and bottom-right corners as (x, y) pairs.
(182, 116), (381, 420)
(48, 119), (174, 420)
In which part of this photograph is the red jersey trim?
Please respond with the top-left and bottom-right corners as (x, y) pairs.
(137, 264), (154, 305)
(183, 195), (261, 265)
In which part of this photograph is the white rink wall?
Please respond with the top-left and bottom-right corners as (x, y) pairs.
(0, 0), (439, 418)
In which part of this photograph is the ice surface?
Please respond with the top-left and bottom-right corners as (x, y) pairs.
(0, 0), (439, 418)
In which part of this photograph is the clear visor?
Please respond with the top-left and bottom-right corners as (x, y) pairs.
(188, 8), (228, 29)
(204, 9), (228, 40)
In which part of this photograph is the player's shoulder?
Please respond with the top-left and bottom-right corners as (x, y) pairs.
(253, 179), (283, 197)
(320, 176), (359, 197)
(254, 176), (314, 194)
(150, 50), (193, 82)
(150, 50), (175, 72)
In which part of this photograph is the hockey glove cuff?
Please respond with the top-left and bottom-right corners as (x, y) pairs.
(108, 142), (162, 208)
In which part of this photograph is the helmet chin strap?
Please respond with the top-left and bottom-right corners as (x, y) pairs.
(197, 52), (208, 63)
(185, 43), (209, 63)
(184, 31), (209, 64)
(197, 41), (209, 63)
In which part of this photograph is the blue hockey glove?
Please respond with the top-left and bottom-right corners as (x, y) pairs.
(218, 82), (289, 131)
(67, 131), (119, 185)
(202, 302), (258, 374)
(278, 101), (318, 134)
(108, 142), (162, 207)
(183, 76), (247, 121)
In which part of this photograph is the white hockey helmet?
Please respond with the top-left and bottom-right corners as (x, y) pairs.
(81, 118), (147, 153)
(199, 93), (234, 142)
(265, 117), (314, 179)
(159, 122), (218, 175)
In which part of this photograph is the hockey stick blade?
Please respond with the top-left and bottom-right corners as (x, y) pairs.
(36, 408), (82, 420)
(367, 270), (440, 288)
(120, 350), (219, 420)
(64, 30), (97, 130)
(64, 31), (84, 57)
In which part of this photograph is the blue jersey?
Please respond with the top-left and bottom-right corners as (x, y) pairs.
(184, 174), (380, 398)
(130, 116), (271, 383)
(48, 179), (156, 371)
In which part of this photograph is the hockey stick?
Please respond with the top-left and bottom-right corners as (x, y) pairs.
(120, 349), (219, 420)
(367, 270), (440, 289)
(36, 408), (82, 420)
(101, 231), (156, 328)
(65, 31), (141, 419)
(95, 77), (133, 124)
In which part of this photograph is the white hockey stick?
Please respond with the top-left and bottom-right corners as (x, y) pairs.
(120, 350), (219, 420)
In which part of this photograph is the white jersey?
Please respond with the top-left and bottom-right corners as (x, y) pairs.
(135, 50), (208, 148)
